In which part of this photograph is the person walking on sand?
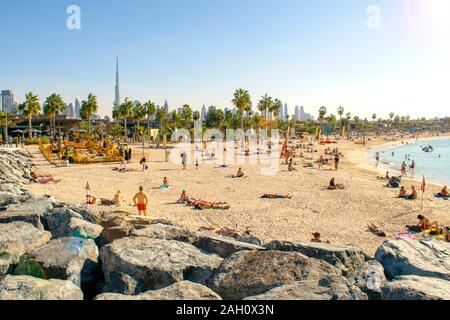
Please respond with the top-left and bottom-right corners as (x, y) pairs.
(133, 186), (149, 216)
(334, 154), (340, 171)
(181, 151), (188, 170)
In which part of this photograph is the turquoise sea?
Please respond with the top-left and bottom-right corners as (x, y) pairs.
(368, 138), (450, 186)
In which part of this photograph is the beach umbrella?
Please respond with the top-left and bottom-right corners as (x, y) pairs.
(11, 129), (23, 134)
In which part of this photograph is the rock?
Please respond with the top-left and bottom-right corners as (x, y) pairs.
(6, 197), (53, 216)
(95, 281), (222, 300)
(44, 208), (84, 238)
(244, 275), (367, 300)
(0, 253), (13, 276)
(0, 192), (22, 206)
(382, 275), (450, 300)
(66, 218), (103, 240)
(266, 240), (367, 275)
(130, 224), (264, 258)
(100, 237), (222, 294)
(0, 222), (51, 263)
(0, 210), (45, 229)
(208, 250), (341, 300)
(15, 238), (100, 290)
(0, 275), (83, 300)
(235, 234), (265, 246)
(375, 238), (450, 281)
(100, 226), (132, 244)
(193, 232), (265, 258)
(67, 205), (102, 225)
(348, 260), (386, 300)
(130, 224), (199, 243)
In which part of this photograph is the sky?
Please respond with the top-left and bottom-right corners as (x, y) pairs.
(1, 0), (449, 119)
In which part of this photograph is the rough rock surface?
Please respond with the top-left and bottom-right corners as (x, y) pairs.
(0, 275), (83, 300)
(244, 275), (367, 300)
(6, 197), (53, 216)
(101, 237), (222, 294)
(44, 208), (84, 238)
(95, 281), (222, 300)
(66, 217), (103, 240)
(267, 240), (367, 275)
(208, 250), (341, 300)
(16, 237), (100, 288)
(0, 253), (13, 275)
(375, 238), (450, 281)
(382, 275), (450, 300)
(0, 222), (51, 263)
(0, 210), (45, 229)
(100, 226), (132, 244)
(348, 260), (386, 300)
(130, 224), (264, 258)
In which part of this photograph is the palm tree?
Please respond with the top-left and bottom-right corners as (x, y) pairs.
(337, 106), (344, 135)
(270, 98), (282, 129)
(232, 89), (252, 141)
(143, 101), (156, 139)
(0, 111), (16, 143)
(80, 94), (99, 134)
(119, 98), (135, 136)
(318, 106), (327, 131)
(18, 92), (41, 139)
(257, 94), (272, 121)
(181, 104), (193, 129)
(193, 111), (200, 122)
(133, 101), (146, 139)
(155, 107), (168, 140)
(43, 93), (65, 134)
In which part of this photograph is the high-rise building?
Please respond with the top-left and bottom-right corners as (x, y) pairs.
(284, 104), (289, 121)
(114, 57), (121, 107)
(299, 106), (314, 121)
(294, 106), (300, 121)
(1, 90), (16, 114)
(64, 103), (75, 118)
(75, 98), (81, 118)
(163, 100), (169, 114)
(200, 105), (207, 121)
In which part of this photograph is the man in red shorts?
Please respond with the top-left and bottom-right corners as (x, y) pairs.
(133, 186), (149, 216)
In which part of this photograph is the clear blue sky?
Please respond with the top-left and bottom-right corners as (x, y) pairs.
(1, 0), (449, 118)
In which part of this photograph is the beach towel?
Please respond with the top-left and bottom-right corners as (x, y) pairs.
(435, 194), (449, 200)
(160, 185), (170, 190)
(394, 232), (416, 240)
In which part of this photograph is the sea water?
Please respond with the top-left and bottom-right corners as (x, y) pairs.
(368, 138), (450, 186)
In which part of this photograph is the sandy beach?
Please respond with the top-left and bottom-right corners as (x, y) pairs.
(25, 134), (450, 256)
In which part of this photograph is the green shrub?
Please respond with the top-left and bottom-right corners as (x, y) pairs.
(24, 137), (50, 145)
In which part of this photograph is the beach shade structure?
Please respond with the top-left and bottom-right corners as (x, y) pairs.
(11, 129), (23, 134)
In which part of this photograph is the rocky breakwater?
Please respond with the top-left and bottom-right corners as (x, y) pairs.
(2, 149), (450, 300)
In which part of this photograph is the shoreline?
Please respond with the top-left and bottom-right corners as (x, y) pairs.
(350, 133), (450, 188)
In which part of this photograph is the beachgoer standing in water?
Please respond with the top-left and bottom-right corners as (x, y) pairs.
(400, 162), (407, 177)
(133, 186), (149, 216)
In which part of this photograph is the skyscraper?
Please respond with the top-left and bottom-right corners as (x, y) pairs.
(284, 104), (289, 121)
(1, 90), (16, 114)
(75, 98), (81, 118)
(114, 57), (121, 107)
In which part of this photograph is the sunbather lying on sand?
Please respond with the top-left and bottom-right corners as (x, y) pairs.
(30, 172), (61, 184)
(261, 193), (292, 199)
(187, 198), (231, 210)
(311, 232), (331, 244)
(100, 191), (121, 206)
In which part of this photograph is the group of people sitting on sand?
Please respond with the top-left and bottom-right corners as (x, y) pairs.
(398, 186), (418, 200)
(177, 190), (231, 210)
(407, 215), (450, 241)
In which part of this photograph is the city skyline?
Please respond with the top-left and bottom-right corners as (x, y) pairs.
(1, 0), (449, 119)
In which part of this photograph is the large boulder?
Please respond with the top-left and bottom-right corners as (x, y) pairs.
(348, 260), (386, 300)
(0, 192), (22, 206)
(67, 205), (102, 225)
(130, 224), (199, 243)
(382, 275), (450, 300)
(6, 197), (53, 216)
(66, 218), (103, 240)
(130, 224), (264, 258)
(0, 275), (83, 300)
(100, 226), (132, 244)
(44, 208), (84, 238)
(375, 238), (450, 281)
(0, 253), (13, 276)
(95, 281), (222, 300)
(193, 232), (265, 258)
(267, 240), (367, 275)
(208, 250), (341, 300)
(244, 275), (367, 300)
(0, 210), (45, 229)
(15, 237), (100, 291)
(100, 237), (222, 295)
(0, 222), (51, 263)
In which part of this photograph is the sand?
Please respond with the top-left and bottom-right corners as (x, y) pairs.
(25, 133), (450, 256)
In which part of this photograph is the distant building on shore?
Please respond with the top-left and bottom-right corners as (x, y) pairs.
(1, 90), (18, 114)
